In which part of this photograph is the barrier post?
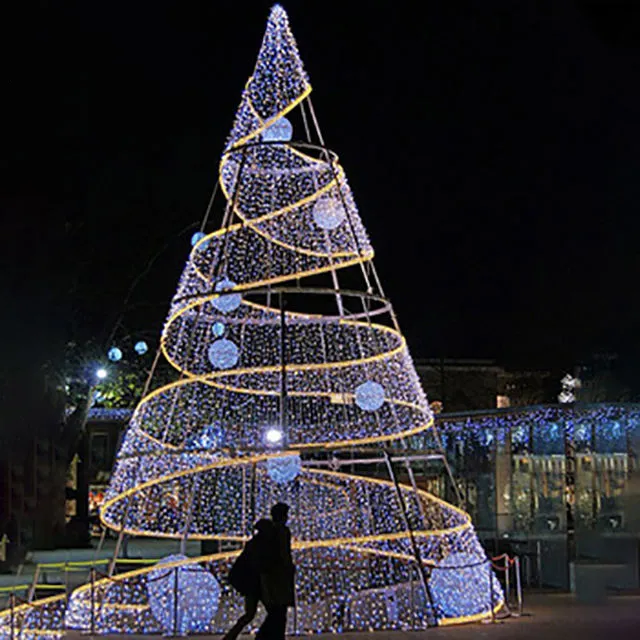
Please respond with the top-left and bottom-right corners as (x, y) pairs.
(9, 592), (15, 640)
(90, 567), (96, 636)
(515, 555), (523, 616)
(504, 555), (511, 604)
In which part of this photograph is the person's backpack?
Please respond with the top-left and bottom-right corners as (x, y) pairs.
(227, 543), (256, 596)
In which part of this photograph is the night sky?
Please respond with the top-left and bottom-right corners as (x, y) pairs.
(4, 1), (640, 370)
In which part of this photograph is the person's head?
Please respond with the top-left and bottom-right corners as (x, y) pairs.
(253, 518), (273, 536)
(271, 502), (289, 524)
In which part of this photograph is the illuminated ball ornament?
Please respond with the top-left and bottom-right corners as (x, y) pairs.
(266, 454), (301, 484)
(191, 231), (206, 247)
(212, 278), (242, 313)
(262, 116), (293, 142)
(431, 552), (499, 619)
(208, 338), (239, 369)
(107, 346), (122, 362)
(355, 381), (385, 411)
(147, 554), (220, 635)
(212, 321), (225, 337)
(312, 196), (346, 230)
(134, 340), (148, 355)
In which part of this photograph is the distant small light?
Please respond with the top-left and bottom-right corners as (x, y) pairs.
(191, 231), (206, 247)
(134, 340), (148, 355)
(107, 346), (122, 362)
(96, 368), (108, 380)
(265, 427), (283, 445)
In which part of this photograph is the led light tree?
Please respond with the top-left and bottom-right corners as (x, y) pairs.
(0, 6), (502, 638)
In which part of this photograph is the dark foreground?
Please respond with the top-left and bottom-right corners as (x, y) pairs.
(65, 593), (640, 639)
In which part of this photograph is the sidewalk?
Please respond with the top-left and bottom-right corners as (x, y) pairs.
(64, 593), (640, 640)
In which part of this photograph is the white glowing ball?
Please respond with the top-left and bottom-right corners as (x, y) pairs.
(212, 321), (225, 337)
(107, 346), (122, 362)
(147, 554), (220, 635)
(265, 427), (283, 445)
(208, 339), (239, 370)
(262, 116), (293, 142)
(355, 381), (385, 411)
(266, 454), (301, 484)
(431, 552), (500, 619)
(96, 368), (108, 380)
(212, 278), (242, 313)
(312, 196), (346, 230)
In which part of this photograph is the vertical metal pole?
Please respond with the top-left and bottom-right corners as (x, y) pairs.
(536, 540), (542, 588)
(173, 567), (179, 636)
(28, 564), (40, 602)
(410, 566), (415, 630)
(504, 555), (510, 604)
(515, 556), (523, 616)
(179, 477), (200, 556)
(9, 593), (15, 640)
(90, 567), (96, 636)
(383, 451), (437, 627)
(109, 496), (133, 576)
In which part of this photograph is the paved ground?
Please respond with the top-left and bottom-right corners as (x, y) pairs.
(64, 593), (640, 640)
(308, 594), (640, 640)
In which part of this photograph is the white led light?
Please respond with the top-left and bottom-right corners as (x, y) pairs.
(265, 427), (284, 445)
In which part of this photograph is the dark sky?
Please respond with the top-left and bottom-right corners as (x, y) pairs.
(3, 1), (640, 369)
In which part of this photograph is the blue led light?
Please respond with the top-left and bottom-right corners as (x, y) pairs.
(186, 425), (222, 451)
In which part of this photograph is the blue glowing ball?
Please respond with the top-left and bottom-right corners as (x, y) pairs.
(355, 381), (385, 411)
(208, 339), (239, 369)
(312, 196), (346, 230)
(147, 554), (220, 635)
(266, 454), (301, 484)
(186, 425), (222, 451)
(134, 340), (148, 355)
(431, 552), (502, 619)
(212, 278), (242, 313)
(191, 231), (206, 247)
(212, 321), (225, 337)
(262, 116), (293, 142)
(107, 346), (122, 362)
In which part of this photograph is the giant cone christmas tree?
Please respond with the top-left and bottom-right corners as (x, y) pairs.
(0, 6), (502, 638)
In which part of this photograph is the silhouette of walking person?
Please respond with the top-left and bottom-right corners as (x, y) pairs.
(223, 519), (274, 640)
(256, 502), (295, 640)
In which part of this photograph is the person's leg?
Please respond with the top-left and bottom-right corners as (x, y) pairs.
(255, 603), (274, 640)
(222, 594), (258, 640)
(273, 605), (287, 639)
